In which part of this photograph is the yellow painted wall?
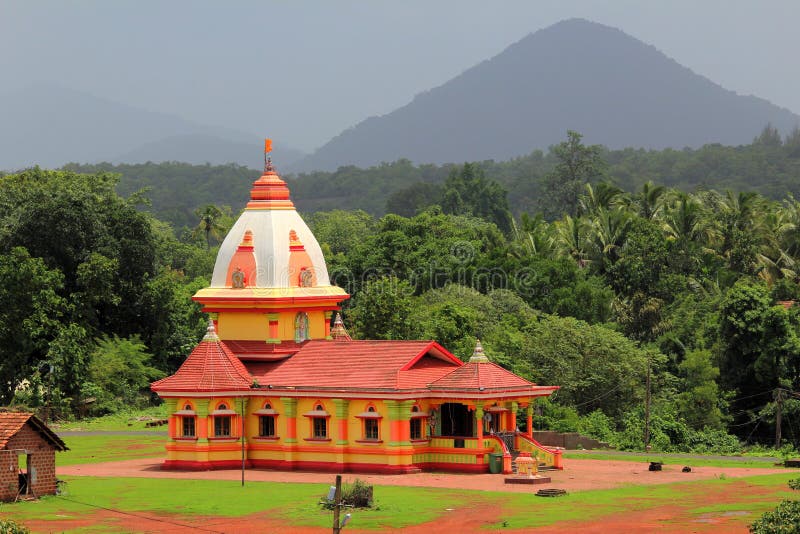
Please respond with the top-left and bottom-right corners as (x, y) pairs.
(217, 310), (328, 341)
(218, 313), (269, 340)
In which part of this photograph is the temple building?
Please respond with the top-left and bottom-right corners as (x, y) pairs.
(151, 145), (561, 474)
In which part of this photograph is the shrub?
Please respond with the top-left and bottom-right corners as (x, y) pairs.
(750, 499), (800, 533)
(342, 478), (373, 508)
(0, 519), (30, 534)
(320, 478), (373, 510)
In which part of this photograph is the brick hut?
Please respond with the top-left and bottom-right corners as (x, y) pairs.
(0, 412), (68, 501)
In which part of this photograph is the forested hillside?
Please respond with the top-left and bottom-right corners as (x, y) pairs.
(60, 126), (800, 232)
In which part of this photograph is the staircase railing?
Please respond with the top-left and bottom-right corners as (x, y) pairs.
(515, 432), (563, 470)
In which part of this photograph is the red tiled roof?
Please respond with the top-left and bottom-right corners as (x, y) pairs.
(223, 340), (302, 361)
(429, 361), (536, 391)
(245, 340), (462, 390)
(151, 339), (253, 393)
(0, 412), (68, 451)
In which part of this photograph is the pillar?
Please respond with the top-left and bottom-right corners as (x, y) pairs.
(281, 397), (298, 444)
(385, 400), (415, 471)
(164, 398), (178, 439)
(526, 403), (534, 439)
(195, 402), (209, 443)
(475, 406), (485, 465)
(333, 399), (349, 445)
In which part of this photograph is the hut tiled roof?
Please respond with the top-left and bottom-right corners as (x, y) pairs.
(0, 412), (68, 451)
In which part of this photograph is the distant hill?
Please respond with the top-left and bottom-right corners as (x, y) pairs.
(294, 18), (800, 172)
(111, 133), (304, 169)
(0, 83), (303, 170)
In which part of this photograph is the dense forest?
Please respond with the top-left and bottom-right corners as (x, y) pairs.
(4, 127), (800, 454)
(63, 125), (800, 232)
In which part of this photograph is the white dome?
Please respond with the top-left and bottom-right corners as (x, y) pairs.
(210, 209), (331, 288)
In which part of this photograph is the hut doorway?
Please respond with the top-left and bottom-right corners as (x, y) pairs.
(17, 452), (31, 497)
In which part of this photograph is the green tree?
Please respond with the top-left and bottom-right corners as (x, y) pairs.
(539, 131), (608, 219)
(385, 182), (443, 217)
(0, 247), (68, 403)
(350, 276), (416, 340)
(676, 349), (726, 430)
(84, 335), (165, 415)
(441, 163), (513, 233)
(522, 315), (652, 418)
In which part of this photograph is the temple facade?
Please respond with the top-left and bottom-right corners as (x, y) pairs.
(151, 149), (560, 474)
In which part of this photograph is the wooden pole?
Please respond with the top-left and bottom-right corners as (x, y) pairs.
(241, 397), (245, 487)
(644, 356), (651, 451)
(332, 474), (342, 534)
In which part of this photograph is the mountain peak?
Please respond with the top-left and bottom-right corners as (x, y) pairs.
(294, 19), (799, 172)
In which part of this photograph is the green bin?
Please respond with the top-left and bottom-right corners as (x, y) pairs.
(489, 453), (503, 474)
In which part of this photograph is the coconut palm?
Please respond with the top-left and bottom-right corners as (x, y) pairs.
(633, 181), (667, 220)
(588, 207), (632, 269)
(552, 214), (591, 266)
(192, 204), (229, 249)
(578, 182), (626, 216)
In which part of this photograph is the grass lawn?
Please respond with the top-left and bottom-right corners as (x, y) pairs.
(51, 407), (168, 432)
(0, 476), (477, 530)
(491, 472), (798, 529)
(564, 450), (783, 468)
(59, 435), (165, 466)
(0, 473), (796, 532)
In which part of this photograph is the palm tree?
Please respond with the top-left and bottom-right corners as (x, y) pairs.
(633, 181), (666, 220)
(661, 192), (717, 247)
(578, 182), (626, 216)
(192, 204), (229, 249)
(552, 214), (591, 266)
(588, 207), (632, 268)
(509, 214), (554, 258)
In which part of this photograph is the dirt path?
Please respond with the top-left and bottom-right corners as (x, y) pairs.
(59, 457), (790, 494)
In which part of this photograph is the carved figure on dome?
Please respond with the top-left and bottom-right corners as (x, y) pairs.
(231, 268), (246, 289)
(299, 268), (313, 287)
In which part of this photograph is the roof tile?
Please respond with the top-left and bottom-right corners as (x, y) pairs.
(151, 339), (252, 393)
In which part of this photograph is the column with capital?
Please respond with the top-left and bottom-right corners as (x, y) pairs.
(385, 400), (415, 472)
(281, 397), (298, 468)
(526, 403), (534, 439)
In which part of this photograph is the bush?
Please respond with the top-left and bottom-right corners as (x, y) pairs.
(0, 519), (30, 534)
(750, 499), (800, 533)
(320, 478), (373, 510)
(342, 478), (373, 508)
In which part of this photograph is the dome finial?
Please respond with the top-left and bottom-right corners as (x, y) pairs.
(469, 339), (489, 363)
(264, 138), (274, 173)
(203, 318), (220, 342)
(330, 312), (352, 341)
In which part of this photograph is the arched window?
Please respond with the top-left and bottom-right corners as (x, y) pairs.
(258, 402), (278, 438)
(356, 404), (382, 442)
(213, 403), (232, 437)
(178, 403), (196, 438)
(295, 312), (309, 342)
(304, 402), (330, 440)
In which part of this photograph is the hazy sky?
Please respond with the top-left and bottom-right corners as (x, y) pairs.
(2, 1), (799, 152)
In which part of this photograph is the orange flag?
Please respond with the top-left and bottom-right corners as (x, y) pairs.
(264, 138), (272, 153)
